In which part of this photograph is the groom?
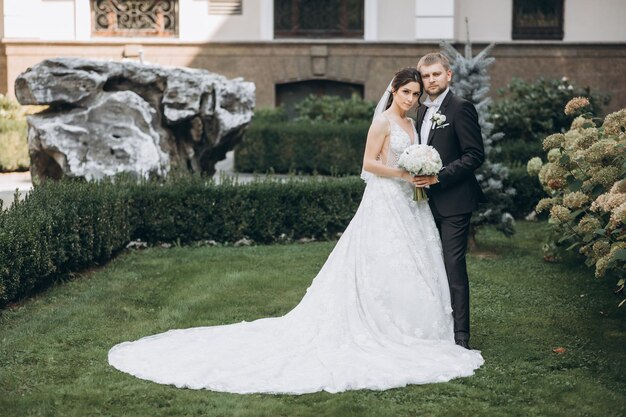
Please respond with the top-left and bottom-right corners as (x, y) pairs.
(412, 52), (485, 349)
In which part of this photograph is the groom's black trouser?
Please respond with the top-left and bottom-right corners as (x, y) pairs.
(429, 203), (472, 340)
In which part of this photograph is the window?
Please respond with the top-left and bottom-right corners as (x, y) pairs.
(91, 0), (179, 37)
(276, 80), (364, 118)
(274, 0), (364, 38)
(512, 0), (564, 40)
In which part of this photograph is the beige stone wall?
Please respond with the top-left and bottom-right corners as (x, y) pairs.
(456, 0), (512, 42)
(0, 0), (4, 39)
(455, 0), (626, 42)
(179, 0), (265, 41)
(0, 44), (6, 94)
(564, 0), (626, 42)
(415, 0), (455, 40)
(377, 0), (415, 41)
(2, 40), (625, 113)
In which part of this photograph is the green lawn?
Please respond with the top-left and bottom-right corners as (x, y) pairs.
(1, 222), (624, 417)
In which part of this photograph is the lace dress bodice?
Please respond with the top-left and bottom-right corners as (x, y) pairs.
(381, 117), (417, 171)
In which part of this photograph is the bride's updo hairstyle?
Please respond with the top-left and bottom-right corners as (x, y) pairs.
(385, 67), (424, 111)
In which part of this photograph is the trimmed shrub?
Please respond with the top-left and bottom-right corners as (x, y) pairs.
(0, 175), (365, 307)
(236, 95), (374, 175)
(0, 179), (132, 306)
(235, 122), (369, 175)
(131, 175), (363, 244)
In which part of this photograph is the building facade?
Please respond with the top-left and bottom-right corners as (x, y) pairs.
(1, 0), (625, 111)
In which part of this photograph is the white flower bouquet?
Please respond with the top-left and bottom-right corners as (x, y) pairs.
(398, 144), (443, 201)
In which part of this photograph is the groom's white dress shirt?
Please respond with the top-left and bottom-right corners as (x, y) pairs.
(420, 87), (450, 144)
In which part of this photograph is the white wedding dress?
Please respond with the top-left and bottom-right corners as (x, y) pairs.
(108, 119), (484, 394)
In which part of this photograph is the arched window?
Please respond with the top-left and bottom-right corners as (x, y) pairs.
(276, 80), (364, 118)
(274, 0), (364, 38)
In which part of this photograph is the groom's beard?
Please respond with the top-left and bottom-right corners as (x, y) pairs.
(427, 84), (447, 100)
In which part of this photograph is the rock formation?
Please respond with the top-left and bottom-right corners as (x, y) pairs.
(15, 58), (255, 181)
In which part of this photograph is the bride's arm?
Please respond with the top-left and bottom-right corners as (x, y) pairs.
(362, 116), (412, 181)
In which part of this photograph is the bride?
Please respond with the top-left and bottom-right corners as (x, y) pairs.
(108, 67), (484, 394)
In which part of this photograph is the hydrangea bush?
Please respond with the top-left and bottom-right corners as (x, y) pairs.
(530, 98), (626, 304)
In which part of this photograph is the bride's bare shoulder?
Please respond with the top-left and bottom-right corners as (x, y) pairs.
(370, 114), (391, 135)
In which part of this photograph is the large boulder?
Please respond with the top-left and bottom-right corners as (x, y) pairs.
(15, 58), (255, 181)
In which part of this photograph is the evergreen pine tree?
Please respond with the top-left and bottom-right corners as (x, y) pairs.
(439, 38), (516, 245)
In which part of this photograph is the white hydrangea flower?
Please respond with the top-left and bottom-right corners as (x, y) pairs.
(527, 157), (543, 176)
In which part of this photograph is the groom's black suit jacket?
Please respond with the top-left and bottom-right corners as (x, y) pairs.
(417, 91), (485, 217)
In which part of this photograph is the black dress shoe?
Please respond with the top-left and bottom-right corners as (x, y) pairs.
(455, 339), (471, 350)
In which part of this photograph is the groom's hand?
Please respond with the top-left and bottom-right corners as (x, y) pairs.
(412, 175), (439, 187)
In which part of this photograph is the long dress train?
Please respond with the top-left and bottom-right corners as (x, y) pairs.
(108, 120), (484, 394)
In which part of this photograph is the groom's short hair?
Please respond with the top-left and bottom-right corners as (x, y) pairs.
(417, 52), (451, 71)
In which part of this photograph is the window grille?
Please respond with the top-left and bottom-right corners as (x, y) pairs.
(512, 0), (564, 40)
(274, 0), (364, 38)
(91, 0), (179, 37)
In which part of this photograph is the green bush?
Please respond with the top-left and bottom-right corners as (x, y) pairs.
(235, 95), (375, 175)
(0, 178), (132, 306)
(493, 139), (544, 166)
(252, 107), (289, 124)
(0, 175), (364, 307)
(295, 94), (376, 124)
(490, 77), (609, 164)
(236, 95), (374, 175)
(235, 122), (369, 175)
(131, 175), (363, 244)
(504, 165), (544, 219)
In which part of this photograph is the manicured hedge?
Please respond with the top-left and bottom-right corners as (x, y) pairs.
(131, 175), (364, 244)
(0, 179), (132, 307)
(0, 175), (365, 307)
(234, 122), (370, 175)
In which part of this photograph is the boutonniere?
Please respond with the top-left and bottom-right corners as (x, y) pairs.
(430, 112), (449, 130)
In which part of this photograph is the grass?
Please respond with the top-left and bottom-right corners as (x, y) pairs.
(0, 222), (624, 417)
